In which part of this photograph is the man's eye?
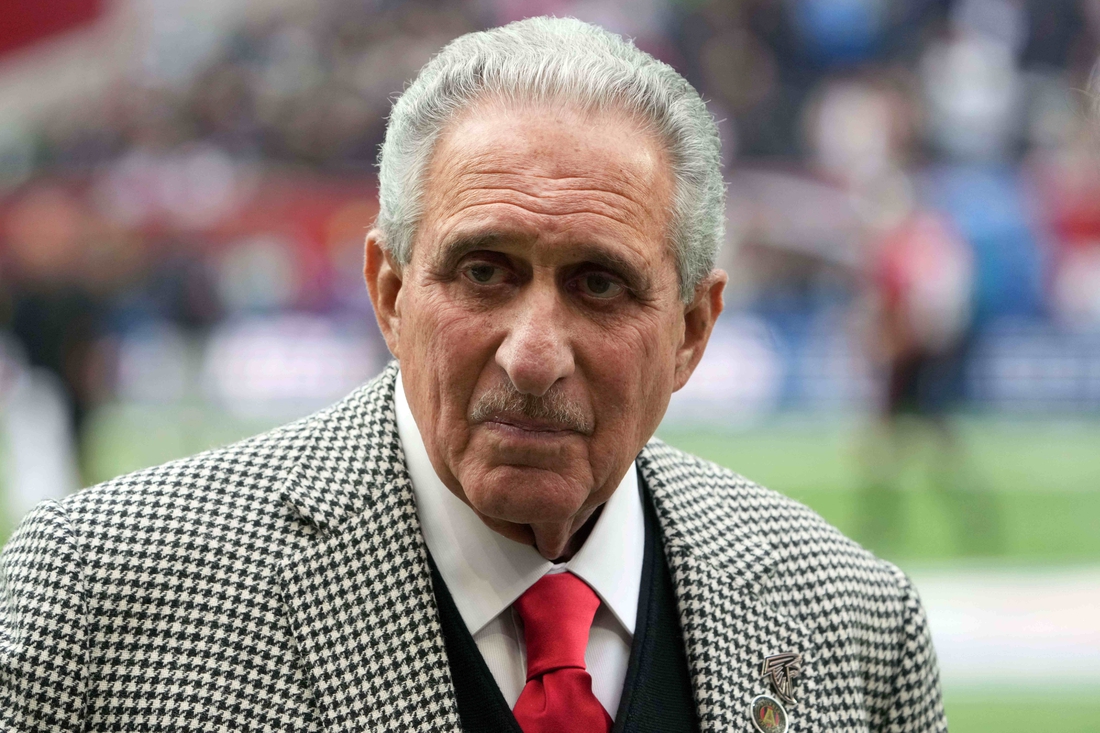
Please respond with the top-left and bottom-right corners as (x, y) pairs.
(464, 263), (505, 285)
(577, 273), (624, 299)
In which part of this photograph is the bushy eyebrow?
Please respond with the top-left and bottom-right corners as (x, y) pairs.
(433, 231), (653, 295)
(433, 233), (508, 273)
(570, 246), (651, 294)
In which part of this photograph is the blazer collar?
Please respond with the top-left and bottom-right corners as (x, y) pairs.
(279, 361), (404, 531)
(278, 362), (461, 732)
(638, 441), (819, 730)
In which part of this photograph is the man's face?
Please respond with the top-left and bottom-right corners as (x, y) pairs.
(366, 100), (724, 559)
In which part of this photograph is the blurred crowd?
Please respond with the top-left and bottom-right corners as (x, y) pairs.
(3, 0), (1100, 509)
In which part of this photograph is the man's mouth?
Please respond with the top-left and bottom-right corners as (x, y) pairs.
(481, 413), (578, 434)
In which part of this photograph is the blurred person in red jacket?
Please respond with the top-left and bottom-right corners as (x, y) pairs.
(2, 187), (104, 474)
(863, 207), (1000, 554)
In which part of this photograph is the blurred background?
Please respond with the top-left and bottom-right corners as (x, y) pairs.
(1, 0), (1098, 728)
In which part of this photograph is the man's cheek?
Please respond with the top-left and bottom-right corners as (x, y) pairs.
(412, 298), (478, 360)
(589, 322), (668, 387)
(590, 331), (674, 442)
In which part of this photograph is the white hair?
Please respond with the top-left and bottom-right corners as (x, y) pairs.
(375, 16), (725, 301)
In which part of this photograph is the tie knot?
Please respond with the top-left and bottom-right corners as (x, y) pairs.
(512, 572), (601, 680)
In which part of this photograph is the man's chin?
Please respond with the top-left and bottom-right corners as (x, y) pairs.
(474, 513), (537, 547)
(472, 501), (596, 560)
(460, 466), (589, 527)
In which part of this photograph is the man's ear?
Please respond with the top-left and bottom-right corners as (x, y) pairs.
(364, 229), (404, 358)
(673, 269), (727, 392)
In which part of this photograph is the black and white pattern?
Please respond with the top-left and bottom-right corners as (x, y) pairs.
(0, 363), (945, 731)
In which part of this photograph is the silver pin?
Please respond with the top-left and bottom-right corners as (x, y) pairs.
(760, 652), (802, 705)
(749, 694), (789, 733)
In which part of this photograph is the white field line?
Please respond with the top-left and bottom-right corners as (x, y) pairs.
(911, 567), (1100, 686)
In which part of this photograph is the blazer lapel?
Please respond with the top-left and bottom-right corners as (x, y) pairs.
(277, 364), (460, 732)
(639, 441), (820, 732)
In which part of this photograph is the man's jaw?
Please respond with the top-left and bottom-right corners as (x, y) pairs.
(474, 503), (603, 561)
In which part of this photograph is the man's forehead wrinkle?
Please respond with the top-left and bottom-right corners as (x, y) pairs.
(447, 186), (649, 225)
(434, 169), (665, 235)
(447, 143), (664, 195)
(464, 171), (624, 181)
(448, 152), (660, 183)
(426, 169), (662, 240)
(433, 112), (667, 192)
(435, 162), (658, 209)
(430, 201), (663, 268)
(457, 176), (654, 209)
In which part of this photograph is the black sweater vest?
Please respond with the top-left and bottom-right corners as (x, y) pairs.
(428, 475), (699, 733)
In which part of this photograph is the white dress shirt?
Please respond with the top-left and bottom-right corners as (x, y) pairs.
(394, 372), (645, 718)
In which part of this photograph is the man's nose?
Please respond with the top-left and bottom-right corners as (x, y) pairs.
(495, 287), (575, 396)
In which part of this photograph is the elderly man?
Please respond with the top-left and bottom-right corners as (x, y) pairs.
(1, 17), (944, 733)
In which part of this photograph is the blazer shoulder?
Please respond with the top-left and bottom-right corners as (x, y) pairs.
(641, 438), (944, 718)
(0, 499), (89, 731)
(57, 407), (326, 546)
(641, 437), (906, 591)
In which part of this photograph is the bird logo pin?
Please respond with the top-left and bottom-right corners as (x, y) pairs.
(760, 652), (802, 705)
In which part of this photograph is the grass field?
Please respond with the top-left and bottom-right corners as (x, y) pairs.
(943, 689), (1100, 732)
(658, 416), (1100, 565)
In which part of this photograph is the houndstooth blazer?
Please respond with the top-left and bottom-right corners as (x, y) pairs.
(1, 363), (945, 732)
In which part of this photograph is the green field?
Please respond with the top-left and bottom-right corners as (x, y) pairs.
(658, 416), (1100, 565)
(942, 689), (1100, 732)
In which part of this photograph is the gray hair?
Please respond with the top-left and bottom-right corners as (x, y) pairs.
(375, 16), (725, 301)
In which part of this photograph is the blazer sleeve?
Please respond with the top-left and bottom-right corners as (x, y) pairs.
(880, 566), (947, 733)
(0, 500), (88, 732)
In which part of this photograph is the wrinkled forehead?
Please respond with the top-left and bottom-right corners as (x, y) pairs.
(413, 98), (677, 262)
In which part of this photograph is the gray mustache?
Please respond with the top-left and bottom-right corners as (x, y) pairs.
(470, 383), (594, 435)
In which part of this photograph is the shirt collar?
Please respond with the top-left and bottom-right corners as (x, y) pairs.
(395, 371), (645, 637)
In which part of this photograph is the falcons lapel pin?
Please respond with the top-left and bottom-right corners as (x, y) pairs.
(761, 651), (802, 704)
(750, 652), (803, 733)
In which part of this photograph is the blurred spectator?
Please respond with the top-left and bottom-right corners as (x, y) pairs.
(2, 187), (105, 453)
(0, 334), (81, 530)
(872, 211), (973, 402)
(860, 206), (1002, 554)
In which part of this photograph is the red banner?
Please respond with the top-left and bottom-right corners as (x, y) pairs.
(0, 0), (106, 58)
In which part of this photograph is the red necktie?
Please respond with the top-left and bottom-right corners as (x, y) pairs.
(512, 572), (613, 733)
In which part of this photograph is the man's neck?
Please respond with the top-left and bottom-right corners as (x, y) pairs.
(549, 503), (606, 562)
